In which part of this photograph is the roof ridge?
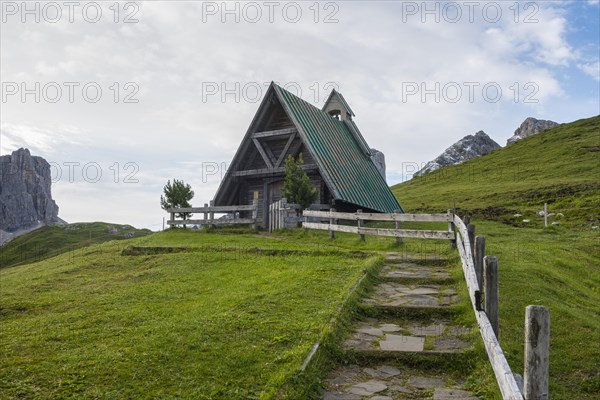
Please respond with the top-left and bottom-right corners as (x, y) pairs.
(273, 83), (348, 127)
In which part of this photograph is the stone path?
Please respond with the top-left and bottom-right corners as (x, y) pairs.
(322, 254), (479, 399)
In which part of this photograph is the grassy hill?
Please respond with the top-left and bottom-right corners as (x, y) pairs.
(393, 115), (600, 227)
(0, 228), (395, 399)
(392, 115), (600, 398)
(0, 116), (598, 399)
(0, 222), (152, 269)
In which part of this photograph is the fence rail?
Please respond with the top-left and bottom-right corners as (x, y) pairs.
(453, 215), (524, 400)
(302, 209), (549, 400)
(167, 199), (258, 229)
(302, 210), (454, 240)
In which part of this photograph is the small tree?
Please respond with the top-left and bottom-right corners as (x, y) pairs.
(282, 153), (318, 212)
(160, 179), (194, 223)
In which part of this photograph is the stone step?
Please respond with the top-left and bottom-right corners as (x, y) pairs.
(380, 262), (452, 283)
(363, 282), (459, 310)
(385, 252), (450, 264)
(343, 318), (473, 357)
(322, 364), (479, 399)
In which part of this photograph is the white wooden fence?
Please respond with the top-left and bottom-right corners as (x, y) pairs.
(302, 209), (550, 400)
(269, 198), (300, 231)
(302, 209), (455, 240)
(167, 199), (259, 229)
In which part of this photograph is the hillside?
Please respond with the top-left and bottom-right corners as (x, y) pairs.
(393, 116), (600, 227)
(0, 222), (152, 268)
(0, 228), (388, 399)
(392, 115), (600, 398)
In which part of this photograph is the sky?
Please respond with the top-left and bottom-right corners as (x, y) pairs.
(1, 0), (599, 231)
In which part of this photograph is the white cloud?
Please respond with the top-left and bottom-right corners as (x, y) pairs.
(1, 1), (597, 228)
(0, 123), (86, 154)
(579, 61), (600, 81)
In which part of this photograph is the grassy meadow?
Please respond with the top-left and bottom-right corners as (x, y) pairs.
(1, 116), (598, 399)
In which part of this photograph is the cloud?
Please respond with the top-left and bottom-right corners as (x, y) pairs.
(579, 61), (600, 81)
(1, 1), (597, 228)
(0, 123), (86, 154)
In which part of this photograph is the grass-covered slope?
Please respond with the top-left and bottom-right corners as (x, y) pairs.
(0, 222), (152, 268)
(0, 229), (382, 399)
(392, 115), (600, 398)
(393, 115), (600, 227)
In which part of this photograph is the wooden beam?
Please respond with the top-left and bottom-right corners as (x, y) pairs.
(275, 132), (297, 168)
(262, 141), (277, 166)
(253, 138), (273, 169)
(453, 215), (524, 400)
(302, 222), (454, 240)
(167, 218), (255, 225)
(251, 127), (297, 139)
(232, 164), (318, 178)
(168, 204), (256, 213)
(303, 210), (451, 222)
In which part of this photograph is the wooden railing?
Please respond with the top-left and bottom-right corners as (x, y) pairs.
(167, 199), (259, 229)
(302, 209), (550, 400)
(302, 209), (455, 240)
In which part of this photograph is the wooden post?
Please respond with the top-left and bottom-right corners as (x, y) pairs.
(467, 224), (476, 259)
(329, 208), (336, 239)
(204, 203), (208, 223)
(524, 305), (550, 400)
(474, 235), (485, 290)
(544, 203), (548, 228)
(357, 209), (365, 241)
(252, 198), (258, 231)
(170, 211), (175, 227)
(209, 200), (215, 222)
(484, 256), (499, 338)
(448, 209), (455, 249)
(395, 210), (403, 245)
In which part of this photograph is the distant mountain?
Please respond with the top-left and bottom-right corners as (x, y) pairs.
(506, 117), (560, 145)
(415, 131), (501, 176)
(0, 148), (64, 244)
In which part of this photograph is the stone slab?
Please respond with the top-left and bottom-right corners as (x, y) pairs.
(408, 376), (446, 389)
(348, 380), (387, 396)
(379, 334), (425, 352)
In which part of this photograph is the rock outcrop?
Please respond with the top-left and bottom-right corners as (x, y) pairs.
(506, 117), (559, 145)
(415, 131), (501, 176)
(371, 148), (386, 181)
(0, 148), (61, 240)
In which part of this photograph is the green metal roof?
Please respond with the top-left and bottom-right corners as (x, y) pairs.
(274, 84), (403, 213)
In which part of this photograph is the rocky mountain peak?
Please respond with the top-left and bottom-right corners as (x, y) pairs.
(507, 117), (559, 145)
(415, 131), (501, 177)
(1, 148), (62, 242)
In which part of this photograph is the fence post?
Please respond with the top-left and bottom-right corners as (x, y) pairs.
(448, 209), (456, 249)
(474, 235), (485, 290)
(524, 305), (550, 400)
(204, 203), (208, 224)
(395, 210), (403, 245)
(209, 200), (215, 223)
(467, 224), (476, 259)
(484, 256), (499, 338)
(170, 211), (175, 227)
(357, 209), (365, 241)
(252, 198), (258, 231)
(329, 208), (336, 240)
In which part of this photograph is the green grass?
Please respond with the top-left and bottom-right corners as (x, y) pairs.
(393, 115), (600, 227)
(0, 222), (152, 269)
(0, 230), (384, 399)
(392, 115), (600, 399)
(1, 116), (598, 399)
